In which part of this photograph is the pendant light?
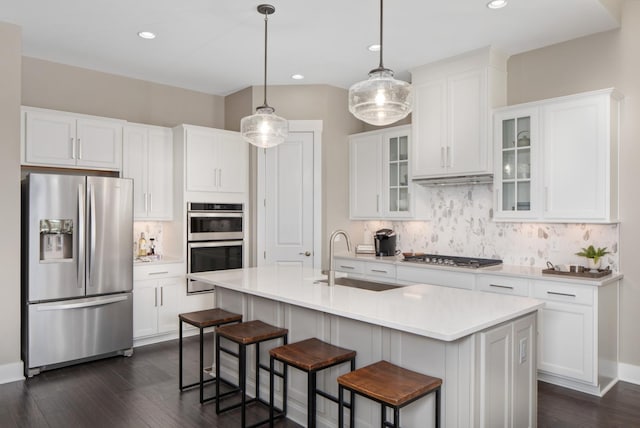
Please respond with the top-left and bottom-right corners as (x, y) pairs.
(240, 4), (288, 148)
(348, 0), (412, 126)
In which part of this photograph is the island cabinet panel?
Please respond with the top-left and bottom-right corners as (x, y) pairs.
(386, 330), (448, 428)
(330, 315), (385, 427)
(477, 313), (536, 428)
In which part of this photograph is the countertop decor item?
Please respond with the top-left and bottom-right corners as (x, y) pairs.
(348, 0), (412, 126)
(240, 4), (288, 148)
(576, 245), (610, 272)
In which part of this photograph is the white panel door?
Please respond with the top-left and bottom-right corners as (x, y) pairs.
(217, 132), (248, 193)
(543, 96), (607, 220)
(147, 128), (173, 219)
(157, 280), (180, 334)
(412, 79), (447, 177)
(76, 118), (123, 169)
(264, 132), (314, 267)
(133, 281), (158, 338)
(349, 134), (382, 218)
(448, 69), (486, 175)
(25, 111), (77, 166)
(186, 128), (218, 192)
(480, 323), (512, 428)
(123, 125), (149, 219)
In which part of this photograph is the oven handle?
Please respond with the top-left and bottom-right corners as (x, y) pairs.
(188, 241), (244, 249)
(188, 212), (243, 219)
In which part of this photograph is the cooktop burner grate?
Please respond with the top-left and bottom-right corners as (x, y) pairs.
(402, 254), (503, 268)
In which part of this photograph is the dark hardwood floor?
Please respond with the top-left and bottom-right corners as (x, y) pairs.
(1, 336), (639, 427)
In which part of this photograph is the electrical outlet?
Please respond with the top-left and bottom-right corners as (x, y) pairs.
(519, 338), (528, 364)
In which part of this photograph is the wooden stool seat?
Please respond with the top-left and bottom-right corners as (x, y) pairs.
(269, 338), (356, 371)
(269, 338), (356, 427)
(215, 320), (288, 428)
(178, 308), (242, 404)
(179, 308), (242, 329)
(216, 319), (289, 345)
(337, 360), (442, 428)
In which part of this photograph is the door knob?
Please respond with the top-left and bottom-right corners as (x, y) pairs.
(299, 251), (311, 257)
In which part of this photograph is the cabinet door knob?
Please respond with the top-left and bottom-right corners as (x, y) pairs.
(299, 251), (311, 257)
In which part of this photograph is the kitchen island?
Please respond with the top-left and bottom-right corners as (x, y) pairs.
(189, 266), (543, 428)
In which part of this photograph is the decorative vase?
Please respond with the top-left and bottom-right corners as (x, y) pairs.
(586, 258), (601, 272)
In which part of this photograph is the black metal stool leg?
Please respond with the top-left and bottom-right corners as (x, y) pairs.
(350, 358), (356, 428)
(269, 355), (275, 428)
(215, 333), (221, 414)
(255, 342), (261, 402)
(394, 406), (400, 428)
(436, 387), (441, 428)
(199, 326), (204, 403)
(338, 385), (345, 428)
(240, 343), (247, 428)
(308, 371), (316, 428)
(179, 319), (183, 390)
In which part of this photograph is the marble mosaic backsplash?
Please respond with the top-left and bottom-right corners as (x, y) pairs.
(361, 184), (620, 270)
(133, 221), (165, 257)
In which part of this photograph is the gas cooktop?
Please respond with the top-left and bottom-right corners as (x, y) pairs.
(402, 254), (503, 269)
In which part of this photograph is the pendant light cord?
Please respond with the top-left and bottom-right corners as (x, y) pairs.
(378, 0), (384, 70)
(262, 10), (269, 108)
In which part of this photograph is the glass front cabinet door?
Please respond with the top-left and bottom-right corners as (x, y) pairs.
(494, 108), (538, 220)
(384, 128), (412, 218)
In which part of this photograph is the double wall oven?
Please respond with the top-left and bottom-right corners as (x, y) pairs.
(187, 202), (243, 294)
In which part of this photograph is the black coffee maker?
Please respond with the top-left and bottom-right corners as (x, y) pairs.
(374, 228), (397, 256)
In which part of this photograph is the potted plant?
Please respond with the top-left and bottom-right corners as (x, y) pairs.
(575, 245), (610, 272)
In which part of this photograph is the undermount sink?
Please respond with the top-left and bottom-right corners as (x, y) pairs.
(315, 277), (400, 292)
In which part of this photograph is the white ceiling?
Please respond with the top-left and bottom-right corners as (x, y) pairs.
(0, 0), (620, 96)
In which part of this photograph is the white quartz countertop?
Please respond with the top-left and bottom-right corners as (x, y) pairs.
(188, 266), (543, 342)
(336, 254), (623, 286)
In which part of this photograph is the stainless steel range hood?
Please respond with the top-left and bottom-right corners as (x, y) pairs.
(412, 174), (493, 187)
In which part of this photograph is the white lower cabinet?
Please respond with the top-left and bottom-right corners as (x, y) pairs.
(133, 262), (214, 343)
(133, 277), (181, 338)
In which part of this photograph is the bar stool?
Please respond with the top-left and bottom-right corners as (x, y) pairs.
(215, 320), (289, 428)
(178, 308), (242, 404)
(337, 360), (442, 428)
(268, 338), (356, 428)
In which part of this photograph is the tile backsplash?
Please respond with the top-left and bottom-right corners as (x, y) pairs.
(133, 222), (165, 256)
(362, 184), (620, 270)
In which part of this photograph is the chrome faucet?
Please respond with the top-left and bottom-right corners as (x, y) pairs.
(328, 229), (352, 286)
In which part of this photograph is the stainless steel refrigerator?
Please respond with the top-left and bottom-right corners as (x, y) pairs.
(21, 173), (134, 376)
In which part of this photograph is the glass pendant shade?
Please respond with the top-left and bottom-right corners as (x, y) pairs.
(240, 106), (288, 148)
(348, 68), (412, 126)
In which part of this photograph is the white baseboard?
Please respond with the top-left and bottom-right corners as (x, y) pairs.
(0, 361), (24, 385)
(619, 362), (640, 385)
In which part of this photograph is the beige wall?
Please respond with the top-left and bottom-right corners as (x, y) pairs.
(0, 22), (22, 373)
(508, 0), (640, 365)
(22, 57), (225, 128)
(227, 84), (364, 266)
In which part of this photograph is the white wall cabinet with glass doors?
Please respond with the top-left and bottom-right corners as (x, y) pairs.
(493, 108), (539, 220)
(493, 88), (620, 223)
(349, 125), (427, 220)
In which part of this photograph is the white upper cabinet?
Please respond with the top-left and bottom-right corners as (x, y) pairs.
(123, 124), (173, 220)
(183, 126), (248, 194)
(494, 88), (621, 223)
(22, 107), (123, 170)
(411, 47), (507, 179)
(350, 125), (427, 220)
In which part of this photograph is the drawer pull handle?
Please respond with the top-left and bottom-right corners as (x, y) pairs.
(371, 269), (388, 274)
(490, 284), (513, 290)
(149, 271), (170, 276)
(547, 291), (576, 298)
(339, 265), (355, 270)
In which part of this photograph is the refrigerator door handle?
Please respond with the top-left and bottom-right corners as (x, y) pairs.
(77, 184), (85, 289)
(88, 183), (97, 286)
(35, 295), (129, 311)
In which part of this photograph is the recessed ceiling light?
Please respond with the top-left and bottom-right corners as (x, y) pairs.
(291, 74), (304, 80)
(367, 44), (381, 52)
(137, 31), (156, 40)
(487, 0), (507, 9)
